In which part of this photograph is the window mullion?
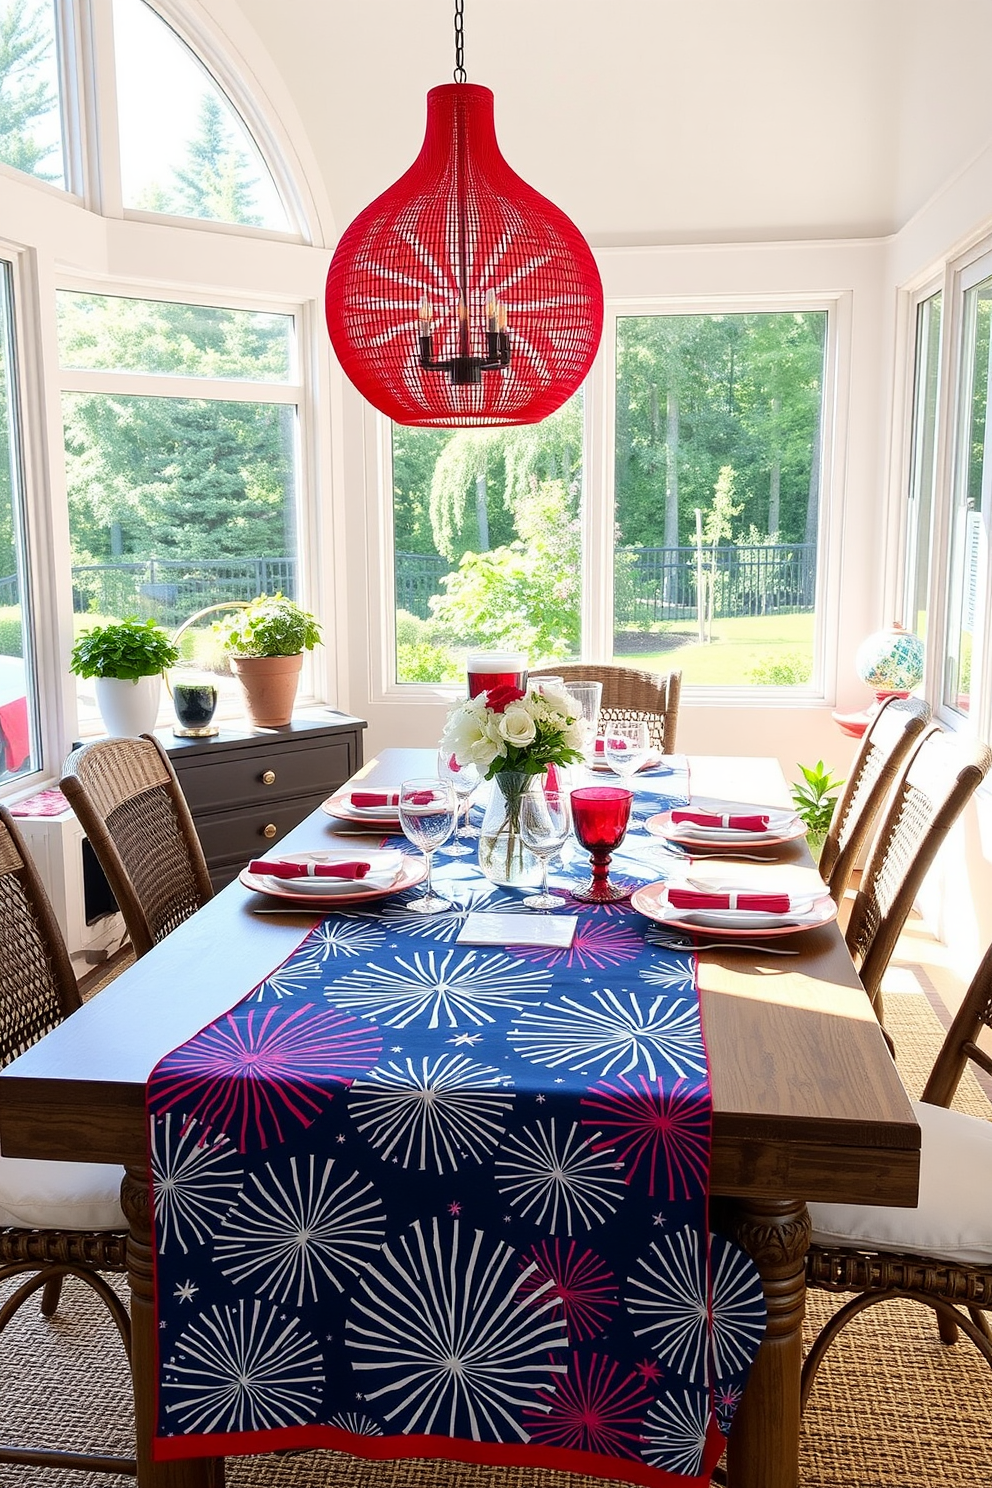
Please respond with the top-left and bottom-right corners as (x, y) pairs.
(58, 369), (302, 403)
(74, 0), (123, 217)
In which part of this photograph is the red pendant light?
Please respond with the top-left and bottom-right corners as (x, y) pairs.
(325, 3), (603, 428)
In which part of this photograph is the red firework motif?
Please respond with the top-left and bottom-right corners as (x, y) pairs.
(515, 919), (644, 971)
(524, 1351), (650, 1459)
(150, 1003), (382, 1152)
(580, 1074), (711, 1199)
(518, 1239), (618, 1343)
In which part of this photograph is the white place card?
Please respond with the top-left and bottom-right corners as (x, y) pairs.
(456, 911), (578, 949)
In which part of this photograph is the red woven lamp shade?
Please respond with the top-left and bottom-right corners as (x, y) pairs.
(325, 83), (603, 427)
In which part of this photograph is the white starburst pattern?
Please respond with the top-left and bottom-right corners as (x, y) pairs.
(149, 1112), (244, 1255)
(330, 1411), (384, 1436)
(214, 1154), (386, 1305)
(510, 988), (707, 1081)
(627, 1224), (708, 1382)
(349, 1054), (514, 1173)
(248, 953), (325, 1003)
(346, 1217), (567, 1441)
(638, 953), (696, 990)
(377, 885), (524, 942)
(494, 1119), (627, 1234)
(162, 1298), (324, 1434)
(709, 1233), (767, 1380)
(641, 1387), (710, 1476)
(307, 918), (388, 961)
(325, 948), (551, 1030)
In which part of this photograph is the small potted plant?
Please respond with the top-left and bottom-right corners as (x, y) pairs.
(791, 759), (845, 864)
(216, 593), (322, 727)
(70, 616), (180, 737)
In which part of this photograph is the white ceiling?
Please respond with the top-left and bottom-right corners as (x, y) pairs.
(229, 0), (992, 247)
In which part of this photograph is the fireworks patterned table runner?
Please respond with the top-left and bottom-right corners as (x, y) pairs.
(146, 761), (767, 1484)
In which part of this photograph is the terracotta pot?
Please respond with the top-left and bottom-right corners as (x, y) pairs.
(230, 653), (303, 727)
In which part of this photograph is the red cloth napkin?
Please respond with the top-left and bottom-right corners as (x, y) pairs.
(667, 887), (791, 912)
(249, 859), (371, 880)
(671, 809), (770, 831)
(594, 737), (606, 755)
(350, 790), (434, 809)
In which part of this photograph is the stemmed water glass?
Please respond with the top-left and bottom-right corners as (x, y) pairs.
(398, 777), (456, 914)
(604, 721), (651, 782)
(518, 789), (572, 910)
(570, 785), (634, 902)
(436, 750), (481, 856)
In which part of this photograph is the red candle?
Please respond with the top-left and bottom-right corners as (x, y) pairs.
(467, 652), (528, 699)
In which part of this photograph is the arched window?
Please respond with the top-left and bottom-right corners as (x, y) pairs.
(112, 0), (290, 231)
(0, 0), (323, 787)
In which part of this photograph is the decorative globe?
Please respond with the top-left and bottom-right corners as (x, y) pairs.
(855, 623), (925, 695)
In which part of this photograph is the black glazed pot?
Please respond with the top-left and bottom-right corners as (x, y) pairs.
(172, 678), (219, 736)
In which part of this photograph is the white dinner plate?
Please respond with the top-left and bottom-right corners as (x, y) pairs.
(631, 880), (837, 937)
(321, 791), (402, 828)
(646, 798), (805, 848)
(591, 750), (670, 775)
(240, 851), (424, 905)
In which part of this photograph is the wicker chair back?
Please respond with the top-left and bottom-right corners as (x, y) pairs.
(530, 664), (682, 753)
(0, 807), (80, 1069)
(60, 733), (212, 959)
(819, 695), (932, 903)
(845, 728), (992, 1020)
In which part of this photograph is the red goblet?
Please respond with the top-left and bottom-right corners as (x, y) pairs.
(570, 786), (634, 902)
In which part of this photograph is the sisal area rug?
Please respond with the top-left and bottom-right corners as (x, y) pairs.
(1, 989), (989, 1488)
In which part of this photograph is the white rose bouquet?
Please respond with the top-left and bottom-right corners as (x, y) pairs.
(439, 679), (589, 885)
(439, 679), (587, 781)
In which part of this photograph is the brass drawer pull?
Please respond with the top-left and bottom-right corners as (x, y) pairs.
(262, 823), (278, 839)
(261, 770), (276, 785)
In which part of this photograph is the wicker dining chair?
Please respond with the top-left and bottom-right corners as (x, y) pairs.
(61, 733), (213, 960)
(818, 695), (932, 903)
(845, 727), (992, 1025)
(0, 805), (133, 1477)
(803, 933), (992, 1407)
(530, 664), (682, 753)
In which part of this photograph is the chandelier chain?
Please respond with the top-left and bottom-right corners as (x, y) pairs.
(453, 0), (466, 82)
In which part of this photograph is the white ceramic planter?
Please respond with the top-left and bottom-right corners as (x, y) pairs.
(94, 674), (162, 737)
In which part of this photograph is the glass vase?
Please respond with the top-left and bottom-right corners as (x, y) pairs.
(477, 771), (541, 887)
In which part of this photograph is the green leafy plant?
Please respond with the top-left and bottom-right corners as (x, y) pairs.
(215, 594), (321, 658)
(791, 759), (844, 836)
(69, 616), (180, 680)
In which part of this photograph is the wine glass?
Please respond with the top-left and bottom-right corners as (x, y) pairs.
(398, 777), (456, 914)
(570, 785), (633, 902)
(518, 789), (572, 910)
(604, 721), (651, 781)
(436, 750), (481, 855)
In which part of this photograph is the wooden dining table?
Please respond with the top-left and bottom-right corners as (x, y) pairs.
(0, 749), (920, 1488)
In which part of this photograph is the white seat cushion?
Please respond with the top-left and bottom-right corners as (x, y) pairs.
(809, 1099), (992, 1267)
(0, 1154), (126, 1231)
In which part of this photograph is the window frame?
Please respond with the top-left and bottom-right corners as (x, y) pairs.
(904, 238), (992, 743)
(365, 288), (847, 708)
(55, 275), (321, 729)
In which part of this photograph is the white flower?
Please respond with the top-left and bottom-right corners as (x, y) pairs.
(563, 718), (589, 751)
(538, 681), (573, 713)
(498, 704), (538, 748)
(441, 704), (503, 770)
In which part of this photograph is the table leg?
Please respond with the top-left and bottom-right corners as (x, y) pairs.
(122, 1169), (225, 1488)
(725, 1197), (810, 1488)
